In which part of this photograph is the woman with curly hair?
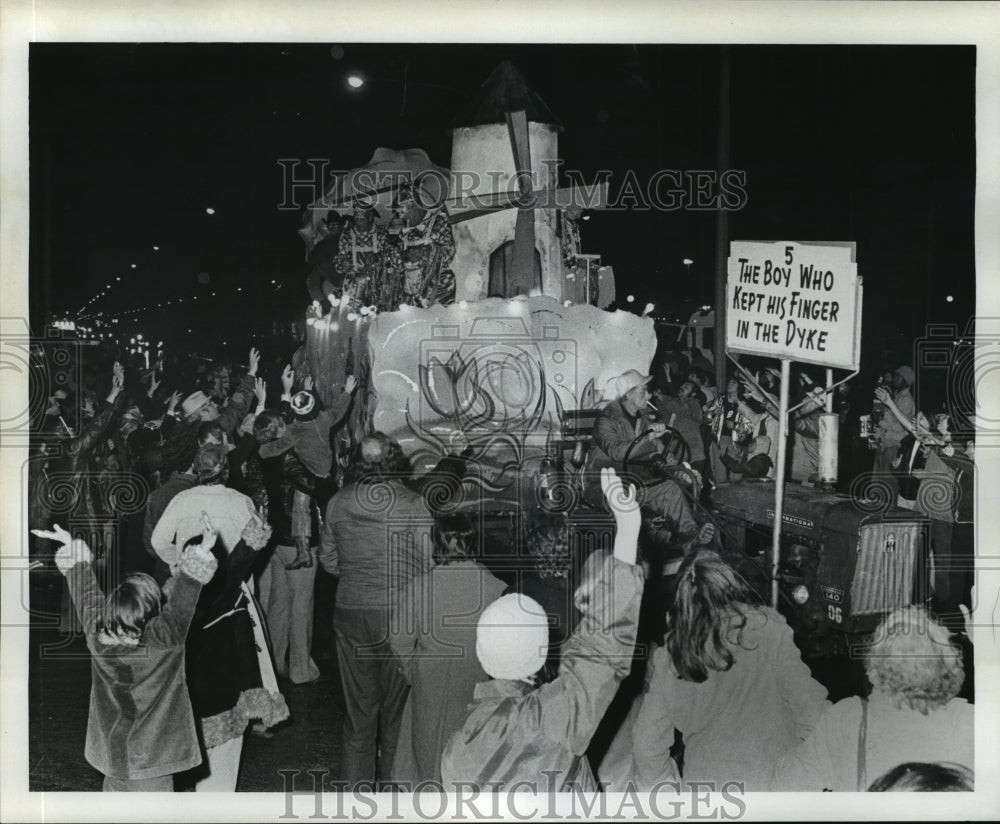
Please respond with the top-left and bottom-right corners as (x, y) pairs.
(632, 551), (829, 791)
(773, 606), (973, 791)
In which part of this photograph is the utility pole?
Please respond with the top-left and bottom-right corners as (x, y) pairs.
(713, 46), (731, 389)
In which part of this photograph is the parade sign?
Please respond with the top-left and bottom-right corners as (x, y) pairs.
(726, 240), (861, 370)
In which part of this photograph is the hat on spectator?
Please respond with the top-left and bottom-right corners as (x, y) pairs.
(289, 389), (321, 422)
(476, 594), (549, 682)
(609, 369), (652, 400)
(181, 391), (212, 419)
(894, 365), (915, 387)
(290, 390), (316, 417)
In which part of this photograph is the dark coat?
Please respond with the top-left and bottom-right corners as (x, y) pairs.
(257, 450), (324, 548)
(186, 539), (289, 748)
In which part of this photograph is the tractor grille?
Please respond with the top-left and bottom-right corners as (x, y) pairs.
(851, 522), (923, 616)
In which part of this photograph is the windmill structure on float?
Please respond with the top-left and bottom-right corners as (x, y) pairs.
(444, 60), (611, 303)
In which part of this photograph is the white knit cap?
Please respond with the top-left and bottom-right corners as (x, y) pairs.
(476, 594), (550, 681)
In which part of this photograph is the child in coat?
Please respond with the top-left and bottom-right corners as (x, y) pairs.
(33, 517), (219, 791)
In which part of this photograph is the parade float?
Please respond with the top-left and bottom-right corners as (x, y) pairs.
(296, 62), (652, 517)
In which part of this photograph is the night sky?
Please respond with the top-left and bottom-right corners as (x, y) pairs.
(28, 43), (975, 364)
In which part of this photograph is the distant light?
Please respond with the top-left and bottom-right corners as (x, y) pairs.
(306, 317), (317, 326)
(130, 264), (136, 269)
(582, 215), (591, 221)
(271, 279), (277, 284)
(330, 321), (340, 332)
(153, 245), (160, 251)
(683, 258), (694, 265)
(347, 74), (364, 89)
(205, 207), (216, 215)
(642, 303), (655, 316)
(626, 295), (635, 303)
(116, 277), (121, 281)
(136, 334), (143, 340)
(237, 287), (243, 292)
(347, 312), (358, 321)
(946, 295), (954, 303)
(330, 45), (345, 60)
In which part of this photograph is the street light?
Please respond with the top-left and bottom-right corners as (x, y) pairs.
(347, 74), (364, 89)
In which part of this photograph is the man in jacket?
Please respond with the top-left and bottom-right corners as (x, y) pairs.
(587, 370), (714, 573)
(317, 433), (433, 788)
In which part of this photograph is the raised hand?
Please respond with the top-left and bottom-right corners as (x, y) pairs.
(166, 390), (182, 414)
(601, 467), (640, 530)
(601, 467), (640, 567)
(147, 369), (161, 398)
(241, 506), (273, 551)
(179, 523), (219, 584)
(303, 375), (314, 391)
(281, 364), (295, 394)
(253, 377), (267, 408)
(248, 347), (261, 377)
(32, 524), (92, 572)
(694, 522), (716, 546)
(200, 511), (219, 552)
(31, 523), (73, 549)
(344, 375), (358, 394)
(110, 362), (125, 396)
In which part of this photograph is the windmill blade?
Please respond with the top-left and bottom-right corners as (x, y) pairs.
(322, 182), (398, 209)
(509, 205), (538, 296)
(529, 182), (610, 211)
(505, 110), (533, 197)
(449, 207), (510, 225)
(444, 188), (520, 212)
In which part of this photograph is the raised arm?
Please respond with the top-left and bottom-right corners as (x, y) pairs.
(218, 348), (260, 435)
(32, 526), (104, 638)
(144, 515), (219, 647)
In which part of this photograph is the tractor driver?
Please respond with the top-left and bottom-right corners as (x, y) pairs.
(586, 370), (716, 574)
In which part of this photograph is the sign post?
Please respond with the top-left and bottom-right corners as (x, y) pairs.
(725, 240), (861, 607)
(771, 359), (791, 608)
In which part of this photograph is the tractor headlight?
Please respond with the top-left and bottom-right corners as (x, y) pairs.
(792, 584), (810, 605)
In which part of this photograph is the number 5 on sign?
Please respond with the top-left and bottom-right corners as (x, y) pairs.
(827, 605), (843, 624)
